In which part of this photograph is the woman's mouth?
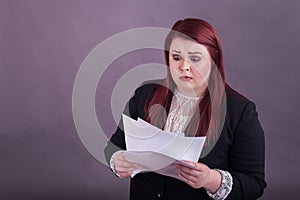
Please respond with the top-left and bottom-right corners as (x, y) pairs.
(179, 76), (193, 81)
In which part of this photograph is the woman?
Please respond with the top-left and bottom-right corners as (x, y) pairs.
(104, 18), (266, 200)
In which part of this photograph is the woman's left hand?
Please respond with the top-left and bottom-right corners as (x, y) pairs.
(176, 160), (222, 193)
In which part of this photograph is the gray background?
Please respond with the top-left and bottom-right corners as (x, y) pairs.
(1, 0), (299, 199)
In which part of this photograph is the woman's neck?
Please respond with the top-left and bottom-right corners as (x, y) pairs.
(175, 87), (205, 98)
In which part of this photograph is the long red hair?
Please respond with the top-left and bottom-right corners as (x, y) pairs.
(143, 18), (226, 144)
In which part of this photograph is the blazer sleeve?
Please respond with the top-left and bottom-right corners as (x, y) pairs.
(103, 85), (143, 165)
(227, 101), (267, 199)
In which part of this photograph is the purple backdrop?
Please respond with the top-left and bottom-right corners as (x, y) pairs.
(1, 0), (299, 199)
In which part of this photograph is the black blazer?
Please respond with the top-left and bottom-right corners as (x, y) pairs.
(105, 80), (267, 200)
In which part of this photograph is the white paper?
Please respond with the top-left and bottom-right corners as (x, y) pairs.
(122, 114), (206, 179)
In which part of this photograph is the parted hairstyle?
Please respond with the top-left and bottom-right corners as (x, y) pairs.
(144, 18), (226, 143)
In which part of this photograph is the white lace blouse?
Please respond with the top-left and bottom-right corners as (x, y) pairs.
(163, 89), (201, 135)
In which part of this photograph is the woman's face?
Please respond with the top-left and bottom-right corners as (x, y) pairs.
(169, 37), (212, 97)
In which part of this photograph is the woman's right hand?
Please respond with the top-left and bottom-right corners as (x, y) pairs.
(114, 151), (139, 178)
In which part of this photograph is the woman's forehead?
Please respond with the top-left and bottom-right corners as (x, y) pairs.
(170, 37), (209, 54)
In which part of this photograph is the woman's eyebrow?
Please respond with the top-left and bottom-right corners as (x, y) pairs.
(171, 50), (202, 55)
(171, 50), (181, 53)
(188, 52), (202, 55)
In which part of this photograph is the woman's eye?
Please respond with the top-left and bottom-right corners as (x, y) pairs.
(190, 56), (201, 62)
(172, 54), (182, 61)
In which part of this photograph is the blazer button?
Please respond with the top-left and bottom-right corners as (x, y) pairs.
(157, 192), (162, 198)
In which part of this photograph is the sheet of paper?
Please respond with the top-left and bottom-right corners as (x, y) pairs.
(124, 151), (196, 179)
(122, 114), (206, 178)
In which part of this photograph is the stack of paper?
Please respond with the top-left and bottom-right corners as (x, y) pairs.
(122, 114), (206, 179)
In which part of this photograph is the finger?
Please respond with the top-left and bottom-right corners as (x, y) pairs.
(117, 167), (137, 178)
(115, 159), (139, 169)
(118, 171), (132, 178)
(115, 160), (139, 173)
(178, 173), (198, 189)
(179, 171), (198, 183)
(180, 160), (196, 166)
(116, 152), (126, 160)
(115, 153), (139, 167)
(115, 166), (136, 173)
(176, 165), (200, 178)
(181, 160), (206, 171)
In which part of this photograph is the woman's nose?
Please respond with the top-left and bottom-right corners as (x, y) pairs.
(180, 59), (190, 71)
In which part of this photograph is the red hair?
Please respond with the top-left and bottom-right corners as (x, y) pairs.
(144, 18), (226, 143)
